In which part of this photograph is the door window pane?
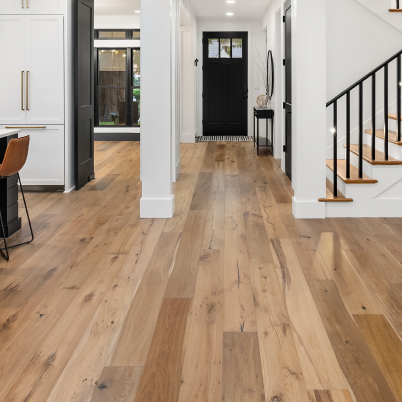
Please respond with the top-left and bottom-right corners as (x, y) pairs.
(98, 30), (127, 39)
(132, 30), (140, 39)
(208, 39), (219, 58)
(232, 39), (243, 58)
(98, 49), (127, 86)
(133, 49), (141, 125)
(99, 88), (126, 125)
(220, 39), (231, 58)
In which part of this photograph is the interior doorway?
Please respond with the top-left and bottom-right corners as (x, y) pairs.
(284, 0), (292, 180)
(202, 32), (248, 136)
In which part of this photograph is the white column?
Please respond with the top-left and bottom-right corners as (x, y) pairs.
(292, 0), (326, 218)
(140, 0), (175, 218)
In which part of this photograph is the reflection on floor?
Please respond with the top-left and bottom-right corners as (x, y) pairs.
(1, 140), (402, 402)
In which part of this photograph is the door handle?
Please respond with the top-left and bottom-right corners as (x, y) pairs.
(241, 96), (248, 100)
(21, 71), (24, 110)
(26, 71), (29, 111)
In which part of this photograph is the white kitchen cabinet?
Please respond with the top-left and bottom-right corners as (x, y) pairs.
(24, 0), (64, 15)
(26, 15), (64, 125)
(0, 125), (65, 186)
(0, 16), (26, 125)
(0, 0), (64, 14)
(0, 0), (26, 14)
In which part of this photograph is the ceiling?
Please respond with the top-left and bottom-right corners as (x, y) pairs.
(186, 0), (271, 20)
(94, 0), (270, 21)
(94, 0), (141, 16)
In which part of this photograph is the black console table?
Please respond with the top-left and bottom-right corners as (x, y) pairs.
(253, 107), (274, 156)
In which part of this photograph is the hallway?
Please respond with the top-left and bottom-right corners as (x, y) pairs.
(0, 141), (402, 401)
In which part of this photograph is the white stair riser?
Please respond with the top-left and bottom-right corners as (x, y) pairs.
(363, 132), (402, 160)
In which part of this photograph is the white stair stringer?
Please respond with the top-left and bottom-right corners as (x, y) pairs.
(325, 150), (402, 217)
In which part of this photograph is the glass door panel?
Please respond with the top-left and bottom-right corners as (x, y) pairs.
(133, 49), (140, 126)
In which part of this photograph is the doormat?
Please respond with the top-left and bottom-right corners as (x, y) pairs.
(197, 136), (253, 142)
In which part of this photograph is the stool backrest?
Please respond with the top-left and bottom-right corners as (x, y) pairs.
(0, 136), (30, 178)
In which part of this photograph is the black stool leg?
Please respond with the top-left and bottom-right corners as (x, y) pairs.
(0, 211), (9, 261)
(0, 173), (34, 260)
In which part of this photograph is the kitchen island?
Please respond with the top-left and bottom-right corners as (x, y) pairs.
(0, 129), (21, 237)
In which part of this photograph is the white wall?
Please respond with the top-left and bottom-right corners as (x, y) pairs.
(181, 26), (196, 143)
(94, 14), (140, 29)
(263, 0), (285, 162)
(196, 19), (266, 138)
(326, 0), (402, 157)
(356, 0), (402, 32)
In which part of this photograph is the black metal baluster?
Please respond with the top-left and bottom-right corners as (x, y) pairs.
(346, 91), (351, 179)
(372, 74), (376, 160)
(359, 83), (363, 178)
(385, 64), (389, 160)
(398, 55), (401, 142)
(333, 101), (338, 197)
(397, 0), (400, 9)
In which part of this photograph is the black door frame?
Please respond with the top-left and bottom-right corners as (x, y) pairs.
(284, 0), (292, 181)
(74, 0), (95, 190)
(202, 31), (248, 136)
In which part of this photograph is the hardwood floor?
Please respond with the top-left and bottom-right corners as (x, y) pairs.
(0, 140), (402, 402)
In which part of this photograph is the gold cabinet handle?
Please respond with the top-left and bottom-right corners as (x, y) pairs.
(22, 0), (24, 8)
(21, 71), (24, 110)
(26, 0), (29, 8)
(5, 127), (46, 129)
(26, 71), (29, 111)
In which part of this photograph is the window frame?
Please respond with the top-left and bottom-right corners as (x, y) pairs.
(94, 29), (140, 40)
(95, 47), (141, 128)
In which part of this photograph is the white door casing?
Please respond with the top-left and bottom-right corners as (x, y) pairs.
(26, 15), (64, 125)
(0, 15), (26, 125)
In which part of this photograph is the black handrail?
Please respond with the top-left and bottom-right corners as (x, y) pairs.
(327, 49), (402, 107)
(326, 49), (402, 197)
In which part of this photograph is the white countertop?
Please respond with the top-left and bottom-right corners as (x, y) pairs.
(0, 129), (21, 139)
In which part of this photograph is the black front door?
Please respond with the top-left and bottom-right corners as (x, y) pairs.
(203, 32), (248, 136)
(75, 0), (95, 190)
(284, 0), (292, 180)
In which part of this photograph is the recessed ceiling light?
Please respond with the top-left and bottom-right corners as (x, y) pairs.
(226, 12), (234, 16)
(135, 10), (140, 13)
(226, 1), (235, 3)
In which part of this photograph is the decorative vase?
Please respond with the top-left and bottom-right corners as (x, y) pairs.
(256, 94), (268, 108)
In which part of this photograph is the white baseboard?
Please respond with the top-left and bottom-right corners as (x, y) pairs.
(292, 197), (326, 219)
(181, 132), (195, 143)
(140, 195), (175, 218)
(64, 186), (75, 193)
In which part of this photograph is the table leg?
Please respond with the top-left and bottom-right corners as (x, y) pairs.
(257, 117), (260, 156)
(271, 116), (274, 153)
(253, 113), (255, 147)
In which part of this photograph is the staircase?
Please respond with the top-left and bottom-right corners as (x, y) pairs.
(320, 49), (402, 217)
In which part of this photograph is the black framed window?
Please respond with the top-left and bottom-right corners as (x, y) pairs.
(95, 29), (140, 40)
(95, 47), (141, 127)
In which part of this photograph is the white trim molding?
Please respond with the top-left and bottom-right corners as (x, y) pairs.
(140, 195), (175, 218)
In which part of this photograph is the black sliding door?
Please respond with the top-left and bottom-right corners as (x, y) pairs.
(203, 32), (248, 136)
(284, 0), (292, 180)
(75, 0), (95, 190)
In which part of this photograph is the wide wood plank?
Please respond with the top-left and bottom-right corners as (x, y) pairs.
(134, 298), (191, 402)
(222, 332), (265, 402)
(90, 366), (143, 402)
(354, 314), (402, 402)
(308, 280), (397, 402)
(165, 210), (206, 298)
(108, 232), (181, 367)
(178, 249), (224, 402)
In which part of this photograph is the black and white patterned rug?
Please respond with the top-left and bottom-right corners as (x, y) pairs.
(197, 136), (253, 142)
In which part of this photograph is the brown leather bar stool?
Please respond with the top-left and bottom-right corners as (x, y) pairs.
(0, 136), (34, 261)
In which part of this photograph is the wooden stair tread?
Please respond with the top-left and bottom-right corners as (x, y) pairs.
(319, 179), (353, 203)
(326, 160), (377, 184)
(344, 144), (402, 165)
(389, 9), (402, 12)
(365, 129), (402, 146)
(389, 114), (402, 121)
